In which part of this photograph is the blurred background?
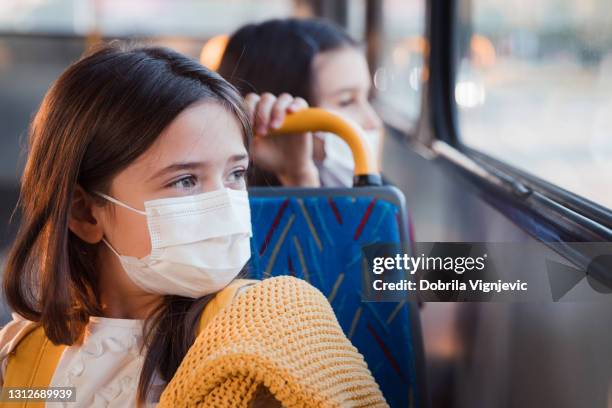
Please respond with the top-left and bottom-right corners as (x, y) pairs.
(1, 0), (611, 214)
(0, 1), (611, 407)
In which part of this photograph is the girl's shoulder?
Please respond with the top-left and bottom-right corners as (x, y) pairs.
(198, 277), (322, 333)
(198, 279), (259, 333)
(223, 276), (324, 308)
(230, 275), (330, 316)
(256, 275), (324, 297)
(0, 313), (38, 384)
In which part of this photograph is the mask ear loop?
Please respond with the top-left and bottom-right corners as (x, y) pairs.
(93, 191), (147, 258)
(93, 192), (147, 215)
(101, 237), (122, 257)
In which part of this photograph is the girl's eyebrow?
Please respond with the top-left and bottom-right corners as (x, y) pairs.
(148, 154), (249, 182)
(229, 153), (249, 163)
(148, 162), (203, 182)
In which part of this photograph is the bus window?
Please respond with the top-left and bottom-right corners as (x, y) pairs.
(455, 0), (612, 209)
(0, 1), (294, 38)
(373, 0), (426, 130)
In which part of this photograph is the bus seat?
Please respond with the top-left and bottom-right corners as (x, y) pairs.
(246, 108), (428, 408)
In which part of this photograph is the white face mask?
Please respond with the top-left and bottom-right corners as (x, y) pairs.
(95, 188), (252, 298)
(315, 130), (382, 187)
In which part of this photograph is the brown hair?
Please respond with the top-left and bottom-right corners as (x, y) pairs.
(3, 42), (251, 404)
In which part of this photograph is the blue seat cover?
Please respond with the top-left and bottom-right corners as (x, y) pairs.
(248, 194), (422, 407)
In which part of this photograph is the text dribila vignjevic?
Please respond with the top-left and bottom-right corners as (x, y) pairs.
(372, 278), (528, 293)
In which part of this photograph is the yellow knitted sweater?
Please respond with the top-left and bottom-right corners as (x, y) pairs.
(158, 276), (388, 407)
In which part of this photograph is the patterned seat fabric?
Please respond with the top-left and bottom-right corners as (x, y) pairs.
(248, 193), (423, 408)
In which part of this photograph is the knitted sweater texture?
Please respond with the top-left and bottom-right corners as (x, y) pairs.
(158, 276), (388, 407)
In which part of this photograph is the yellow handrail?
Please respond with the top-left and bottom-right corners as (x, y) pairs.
(268, 108), (380, 182)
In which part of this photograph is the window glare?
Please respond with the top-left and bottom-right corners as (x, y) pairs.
(456, 0), (612, 209)
(373, 0), (426, 127)
(0, 0), (293, 37)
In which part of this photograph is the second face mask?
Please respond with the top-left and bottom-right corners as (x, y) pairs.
(315, 130), (381, 188)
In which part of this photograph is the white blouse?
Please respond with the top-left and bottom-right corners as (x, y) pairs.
(0, 314), (165, 407)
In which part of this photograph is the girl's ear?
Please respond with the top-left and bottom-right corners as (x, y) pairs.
(68, 185), (104, 244)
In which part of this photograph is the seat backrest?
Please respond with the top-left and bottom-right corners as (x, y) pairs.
(248, 185), (427, 408)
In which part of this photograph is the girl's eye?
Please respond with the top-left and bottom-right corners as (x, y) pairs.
(228, 168), (247, 183)
(169, 175), (197, 191)
(338, 97), (356, 108)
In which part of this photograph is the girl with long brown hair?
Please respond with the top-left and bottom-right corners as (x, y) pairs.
(0, 43), (385, 407)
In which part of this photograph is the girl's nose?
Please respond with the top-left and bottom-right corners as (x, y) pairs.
(204, 177), (226, 192)
(360, 101), (383, 132)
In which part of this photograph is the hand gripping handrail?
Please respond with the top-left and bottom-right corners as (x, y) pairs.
(269, 108), (382, 186)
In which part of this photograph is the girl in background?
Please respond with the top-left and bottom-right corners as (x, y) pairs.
(219, 18), (384, 188)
